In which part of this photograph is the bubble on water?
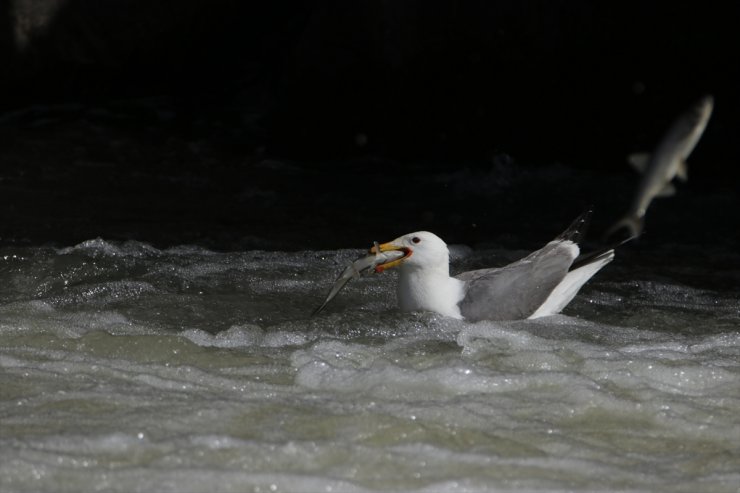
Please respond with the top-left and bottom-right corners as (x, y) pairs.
(59, 238), (161, 258)
(181, 324), (318, 349)
(456, 319), (555, 355)
(45, 281), (158, 307)
(181, 325), (265, 348)
(262, 330), (314, 348)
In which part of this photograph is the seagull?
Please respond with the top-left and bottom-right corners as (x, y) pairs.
(370, 211), (615, 321)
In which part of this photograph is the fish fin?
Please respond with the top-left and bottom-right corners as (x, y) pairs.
(676, 159), (689, 182)
(628, 152), (650, 173)
(657, 183), (676, 197)
(572, 235), (635, 271)
(602, 216), (644, 242)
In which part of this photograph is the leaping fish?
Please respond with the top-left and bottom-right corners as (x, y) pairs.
(604, 95), (713, 240)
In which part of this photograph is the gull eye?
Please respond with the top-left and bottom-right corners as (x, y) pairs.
(411, 237), (421, 244)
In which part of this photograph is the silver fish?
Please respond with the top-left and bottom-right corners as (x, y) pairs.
(605, 95), (714, 239)
(313, 244), (406, 315)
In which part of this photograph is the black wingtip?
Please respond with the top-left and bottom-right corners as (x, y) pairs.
(556, 208), (593, 244)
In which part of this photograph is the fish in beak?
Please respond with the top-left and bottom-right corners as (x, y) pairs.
(370, 241), (412, 272)
(313, 244), (408, 315)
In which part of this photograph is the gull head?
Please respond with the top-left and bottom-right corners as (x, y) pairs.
(370, 231), (449, 272)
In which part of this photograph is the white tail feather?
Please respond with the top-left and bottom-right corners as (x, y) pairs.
(529, 251), (614, 319)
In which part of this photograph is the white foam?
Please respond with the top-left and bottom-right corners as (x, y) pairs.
(46, 281), (158, 307)
(181, 325), (316, 349)
(59, 238), (161, 258)
(2, 240), (740, 492)
(181, 325), (264, 348)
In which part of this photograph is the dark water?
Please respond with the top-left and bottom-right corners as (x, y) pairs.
(1, 104), (739, 492)
(1, 100), (737, 252)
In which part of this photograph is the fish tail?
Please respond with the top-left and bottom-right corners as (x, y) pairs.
(602, 215), (644, 241)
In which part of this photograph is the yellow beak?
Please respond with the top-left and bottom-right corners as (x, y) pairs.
(369, 241), (412, 272)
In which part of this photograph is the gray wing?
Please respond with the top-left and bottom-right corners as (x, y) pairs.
(455, 241), (577, 321)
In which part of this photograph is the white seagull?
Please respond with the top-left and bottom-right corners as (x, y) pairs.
(371, 211), (615, 321)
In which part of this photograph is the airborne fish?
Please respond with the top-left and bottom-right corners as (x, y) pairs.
(604, 95), (714, 239)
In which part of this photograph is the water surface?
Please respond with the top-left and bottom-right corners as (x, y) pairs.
(1, 239), (739, 492)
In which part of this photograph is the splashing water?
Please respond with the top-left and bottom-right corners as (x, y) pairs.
(1, 239), (739, 492)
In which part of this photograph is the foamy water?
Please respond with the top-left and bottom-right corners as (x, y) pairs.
(1, 239), (739, 492)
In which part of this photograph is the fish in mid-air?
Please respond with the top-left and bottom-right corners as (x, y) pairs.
(604, 95), (714, 239)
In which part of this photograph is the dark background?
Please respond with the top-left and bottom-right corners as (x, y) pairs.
(1, 1), (738, 250)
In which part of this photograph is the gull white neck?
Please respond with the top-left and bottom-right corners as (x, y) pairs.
(397, 264), (464, 319)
